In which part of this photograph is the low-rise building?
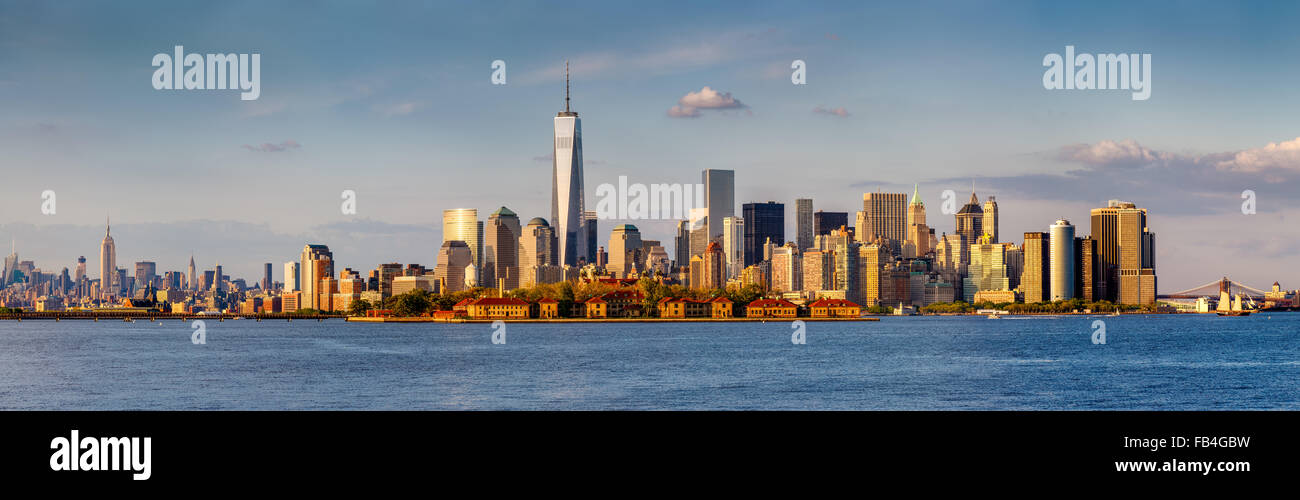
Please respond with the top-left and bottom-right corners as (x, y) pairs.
(746, 298), (799, 318)
(808, 298), (861, 318)
(466, 297), (530, 319)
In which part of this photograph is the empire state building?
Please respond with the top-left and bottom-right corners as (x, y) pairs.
(99, 217), (116, 300)
(552, 61), (586, 266)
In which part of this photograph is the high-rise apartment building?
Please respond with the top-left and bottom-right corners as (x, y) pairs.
(963, 234), (1010, 302)
(742, 202), (784, 267)
(519, 217), (556, 286)
(770, 243), (801, 293)
(284, 261), (300, 292)
(434, 241), (473, 293)
(300, 244), (333, 310)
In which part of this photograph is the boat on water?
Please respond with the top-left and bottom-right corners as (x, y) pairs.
(987, 314), (1001, 319)
(1215, 286), (1257, 317)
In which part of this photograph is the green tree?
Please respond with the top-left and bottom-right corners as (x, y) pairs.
(347, 298), (372, 317)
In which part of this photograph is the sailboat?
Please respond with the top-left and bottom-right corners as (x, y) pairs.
(1216, 289), (1255, 317)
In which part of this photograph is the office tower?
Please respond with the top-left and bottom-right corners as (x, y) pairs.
(1091, 201), (1159, 305)
(442, 208), (482, 282)
(434, 241), (472, 293)
(284, 261), (300, 292)
(99, 218), (116, 300)
(742, 202), (784, 267)
(552, 62), (586, 267)
(963, 234), (1010, 302)
(703, 169), (735, 243)
(934, 233), (968, 276)
(300, 244), (333, 310)
(134, 261), (156, 290)
(1, 240), (15, 287)
(983, 196), (1000, 243)
(699, 241), (725, 290)
(646, 245), (670, 276)
(859, 242), (886, 307)
(688, 207), (709, 258)
(673, 220), (691, 270)
(905, 185), (930, 257)
(813, 211), (849, 237)
(115, 268), (128, 296)
(484, 207), (522, 290)
(596, 246), (607, 269)
(374, 263), (402, 298)
(722, 216), (745, 280)
(795, 198), (814, 251)
(688, 255), (703, 290)
(212, 262), (224, 292)
(770, 243), (801, 292)
(1004, 243), (1023, 291)
(74, 256), (86, 288)
(955, 192), (984, 247)
(826, 229), (856, 295)
(1049, 219), (1076, 301)
(584, 210), (598, 265)
(1079, 237), (1097, 302)
(261, 263), (272, 291)
(856, 191), (907, 248)
(1022, 232), (1050, 303)
(802, 250), (831, 292)
(607, 224), (643, 278)
(187, 255), (196, 291)
(1089, 200), (1156, 304)
(518, 218), (555, 285)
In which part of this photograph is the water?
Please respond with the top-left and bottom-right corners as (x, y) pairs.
(1, 313), (1297, 410)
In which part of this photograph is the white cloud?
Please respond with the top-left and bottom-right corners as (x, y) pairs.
(667, 86), (745, 118)
(1214, 137), (1300, 173)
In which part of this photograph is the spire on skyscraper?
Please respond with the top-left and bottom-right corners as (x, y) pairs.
(910, 183), (923, 206)
(564, 59), (570, 113)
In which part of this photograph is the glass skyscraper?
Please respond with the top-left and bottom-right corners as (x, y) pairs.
(552, 62), (586, 267)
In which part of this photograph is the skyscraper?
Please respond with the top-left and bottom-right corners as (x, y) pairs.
(857, 191), (907, 246)
(583, 210), (598, 265)
(703, 169), (735, 244)
(607, 224), (643, 278)
(518, 217), (556, 286)
(1090, 200), (1157, 304)
(722, 216), (745, 280)
(982, 196), (1000, 243)
(2, 240), (17, 287)
(771, 243), (801, 292)
(905, 185), (930, 257)
(795, 198), (814, 251)
(187, 255), (196, 291)
(262, 263), (273, 291)
(1022, 232), (1050, 303)
(134, 261), (156, 291)
(813, 211), (849, 237)
(698, 241), (725, 290)
(99, 218), (116, 300)
(300, 244), (333, 310)
(434, 241), (473, 293)
(955, 192), (983, 247)
(1049, 219), (1076, 301)
(552, 61), (586, 267)
(284, 261), (300, 292)
(442, 208), (483, 283)
(963, 234), (1010, 302)
(485, 206), (522, 289)
(742, 202), (784, 267)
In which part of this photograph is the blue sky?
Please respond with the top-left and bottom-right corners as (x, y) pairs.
(2, 0), (1299, 291)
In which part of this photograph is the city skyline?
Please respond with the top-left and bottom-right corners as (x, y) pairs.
(3, 1), (1300, 291)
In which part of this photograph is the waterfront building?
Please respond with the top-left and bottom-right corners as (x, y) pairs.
(300, 245), (333, 310)
(443, 208), (483, 283)
(1022, 232), (1050, 303)
(1090, 200), (1157, 304)
(1049, 219), (1076, 301)
(607, 224), (643, 279)
(770, 243), (801, 293)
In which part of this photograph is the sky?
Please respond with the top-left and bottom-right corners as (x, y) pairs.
(2, 0), (1299, 292)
